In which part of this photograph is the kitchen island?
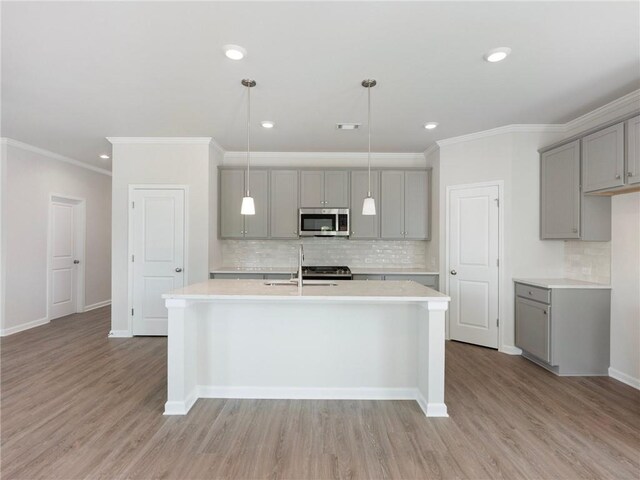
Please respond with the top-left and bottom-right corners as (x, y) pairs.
(162, 279), (450, 417)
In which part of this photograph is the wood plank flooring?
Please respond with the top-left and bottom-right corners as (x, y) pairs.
(1, 306), (638, 479)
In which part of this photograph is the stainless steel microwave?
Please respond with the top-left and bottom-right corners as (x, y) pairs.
(299, 208), (350, 237)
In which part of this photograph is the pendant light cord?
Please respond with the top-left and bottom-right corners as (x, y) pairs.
(246, 82), (251, 196)
(367, 82), (372, 197)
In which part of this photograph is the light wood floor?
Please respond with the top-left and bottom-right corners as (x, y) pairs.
(1, 307), (638, 480)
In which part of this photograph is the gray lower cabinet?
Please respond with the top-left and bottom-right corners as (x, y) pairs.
(300, 170), (349, 208)
(219, 169), (269, 239)
(582, 122), (625, 192)
(270, 170), (299, 239)
(540, 140), (611, 241)
(514, 282), (610, 375)
(350, 170), (380, 239)
(626, 115), (640, 185)
(381, 171), (430, 240)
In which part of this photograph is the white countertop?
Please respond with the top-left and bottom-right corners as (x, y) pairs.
(164, 279), (450, 302)
(210, 267), (439, 275)
(513, 278), (611, 289)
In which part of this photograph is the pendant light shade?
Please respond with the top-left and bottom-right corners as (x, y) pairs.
(362, 79), (377, 216)
(241, 79), (257, 215)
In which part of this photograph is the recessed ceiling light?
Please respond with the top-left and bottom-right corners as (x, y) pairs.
(484, 47), (511, 63)
(424, 122), (439, 130)
(99, 154), (110, 159)
(337, 123), (361, 130)
(223, 44), (246, 60)
(261, 121), (275, 129)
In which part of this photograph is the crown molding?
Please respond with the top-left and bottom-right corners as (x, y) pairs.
(564, 89), (640, 134)
(423, 143), (439, 157)
(436, 124), (565, 148)
(106, 137), (213, 145)
(209, 137), (226, 155)
(1, 138), (112, 176)
(224, 151), (425, 162)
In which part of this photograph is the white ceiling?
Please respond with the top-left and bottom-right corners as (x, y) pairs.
(2, 1), (639, 169)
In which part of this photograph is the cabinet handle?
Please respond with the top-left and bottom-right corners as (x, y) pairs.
(543, 310), (547, 315)
(628, 172), (634, 177)
(572, 228), (578, 233)
(616, 174), (621, 179)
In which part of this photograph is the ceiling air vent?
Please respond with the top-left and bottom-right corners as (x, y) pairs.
(336, 123), (361, 130)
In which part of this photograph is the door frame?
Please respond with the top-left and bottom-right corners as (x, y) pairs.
(47, 194), (86, 319)
(127, 185), (189, 336)
(445, 180), (504, 351)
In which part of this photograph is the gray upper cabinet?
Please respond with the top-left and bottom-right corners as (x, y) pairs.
(270, 170), (299, 239)
(350, 170), (380, 239)
(540, 141), (581, 239)
(405, 171), (429, 240)
(220, 169), (245, 239)
(626, 115), (640, 185)
(381, 171), (405, 239)
(219, 169), (269, 239)
(582, 122), (625, 192)
(381, 170), (429, 240)
(244, 170), (269, 238)
(300, 170), (349, 207)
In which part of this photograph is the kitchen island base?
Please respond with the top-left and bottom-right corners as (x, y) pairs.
(163, 280), (449, 418)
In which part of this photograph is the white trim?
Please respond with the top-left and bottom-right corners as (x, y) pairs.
(209, 137), (226, 155)
(565, 89), (640, 134)
(107, 137), (212, 145)
(445, 181), (505, 351)
(423, 143), (439, 157)
(128, 185), (189, 337)
(197, 386), (419, 401)
(609, 367), (640, 390)
(108, 330), (133, 338)
(0, 138), (112, 176)
(83, 300), (111, 312)
(499, 345), (523, 355)
(0, 316), (49, 336)
(164, 388), (199, 415)
(47, 194), (86, 320)
(436, 124), (564, 148)
(224, 151), (426, 162)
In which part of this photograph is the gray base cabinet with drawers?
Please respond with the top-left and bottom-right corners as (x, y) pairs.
(514, 282), (610, 375)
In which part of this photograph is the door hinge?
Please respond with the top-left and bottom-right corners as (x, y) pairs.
(131, 308), (134, 316)
(131, 201), (135, 209)
(494, 198), (499, 207)
(496, 258), (499, 267)
(131, 254), (135, 262)
(497, 318), (500, 327)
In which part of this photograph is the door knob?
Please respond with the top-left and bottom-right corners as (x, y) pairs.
(450, 270), (457, 275)
(175, 267), (183, 272)
(73, 260), (80, 264)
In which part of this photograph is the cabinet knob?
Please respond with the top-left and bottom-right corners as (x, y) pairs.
(628, 172), (634, 177)
(572, 228), (578, 233)
(529, 291), (533, 295)
(616, 174), (621, 179)
(543, 310), (547, 315)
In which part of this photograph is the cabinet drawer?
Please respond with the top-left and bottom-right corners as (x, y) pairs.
(515, 297), (553, 364)
(515, 283), (550, 304)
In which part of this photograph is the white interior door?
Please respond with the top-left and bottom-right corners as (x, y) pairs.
(49, 197), (84, 320)
(448, 185), (499, 349)
(132, 189), (185, 336)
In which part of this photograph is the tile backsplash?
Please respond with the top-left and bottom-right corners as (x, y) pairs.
(564, 240), (611, 284)
(221, 239), (431, 269)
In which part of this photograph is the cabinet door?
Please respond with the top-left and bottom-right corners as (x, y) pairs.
(381, 171), (405, 239)
(350, 170), (379, 238)
(540, 141), (580, 239)
(404, 171), (429, 240)
(244, 170), (269, 238)
(515, 297), (552, 364)
(300, 171), (324, 207)
(626, 115), (640, 185)
(582, 122), (625, 192)
(270, 170), (299, 239)
(324, 171), (349, 207)
(220, 169), (245, 239)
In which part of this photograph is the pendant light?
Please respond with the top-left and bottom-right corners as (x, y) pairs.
(362, 79), (377, 216)
(241, 79), (256, 215)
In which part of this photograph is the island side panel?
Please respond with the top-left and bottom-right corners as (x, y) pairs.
(164, 298), (199, 415)
(417, 301), (449, 417)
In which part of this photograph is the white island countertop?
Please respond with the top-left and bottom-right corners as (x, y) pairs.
(210, 267), (440, 275)
(513, 278), (611, 289)
(164, 279), (449, 302)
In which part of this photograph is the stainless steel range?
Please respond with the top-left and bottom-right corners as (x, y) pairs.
(301, 266), (352, 280)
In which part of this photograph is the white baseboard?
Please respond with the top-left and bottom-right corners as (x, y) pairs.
(609, 367), (640, 390)
(83, 300), (111, 312)
(197, 386), (418, 401)
(0, 316), (49, 336)
(416, 391), (449, 418)
(164, 389), (198, 415)
(108, 330), (132, 338)
(500, 345), (523, 355)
